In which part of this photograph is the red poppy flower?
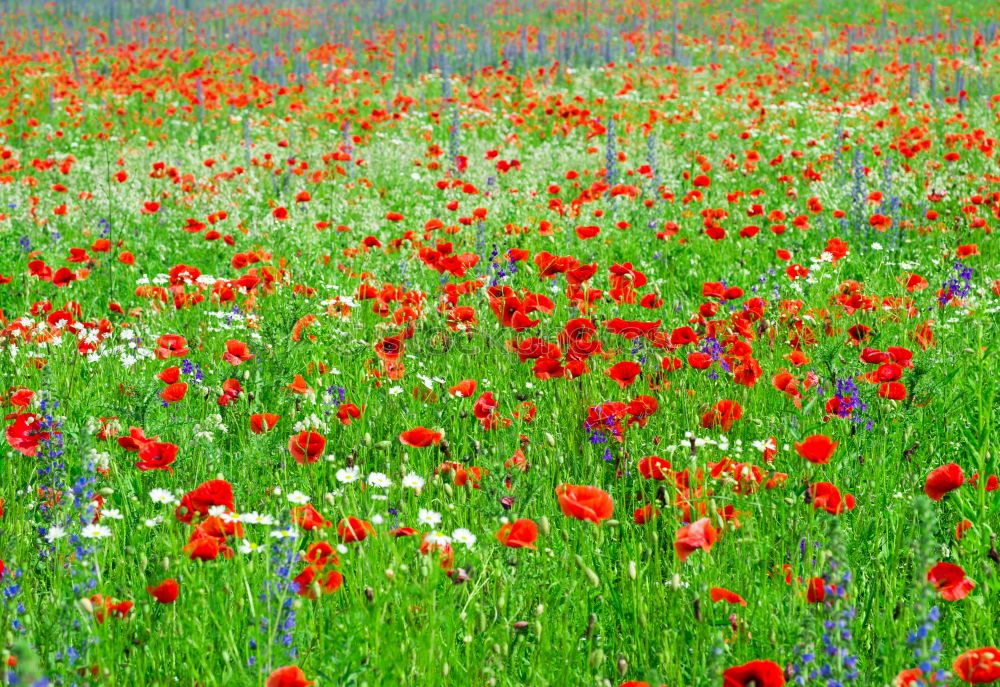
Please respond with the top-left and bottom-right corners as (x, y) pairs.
(175, 480), (235, 524)
(633, 504), (660, 525)
(555, 484), (613, 524)
(710, 587), (747, 606)
(701, 400), (742, 431)
(147, 579), (179, 604)
(292, 504), (331, 531)
(637, 455), (672, 481)
(158, 366), (180, 384)
(878, 382), (907, 400)
(924, 463), (964, 501)
(893, 668), (925, 687)
(674, 518), (718, 562)
(304, 541), (339, 568)
(449, 379), (477, 397)
(399, 426), (443, 447)
(250, 413), (280, 434)
(155, 334), (189, 359)
(135, 441), (178, 472)
(795, 434), (837, 464)
(6, 413), (51, 457)
(117, 426), (157, 451)
(806, 577), (826, 603)
(955, 519), (973, 540)
(605, 361), (642, 389)
(496, 519), (538, 548)
(952, 647), (1000, 684)
(292, 565), (343, 598)
(222, 339), (253, 365)
(810, 482), (856, 515)
(337, 517), (375, 543)
(927, 562), (975, 601)
(722, 660), (785, 687)
(160, 382), (188, 403)
(266, 666), (315, 687)
(288, 431), (326, 464)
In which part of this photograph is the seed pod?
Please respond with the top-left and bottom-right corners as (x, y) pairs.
(544, 432), (556, 447)
(617, 656), (628, 676)
(538, 516), (550, 536)
(588, 648), (605, 669)
(627, 561), (637, 580)
(584, 567), (600, 587)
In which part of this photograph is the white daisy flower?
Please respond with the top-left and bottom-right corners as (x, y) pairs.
(451, 528), (477, 549)
(417, 508), (442, 527)
(45, 526), (67, 543)
(424, 530), (452, 547)
(238, 540), (265, 554)
(286, 490), (311, 505)
(149, 488), (176, 505)
(81, 524), (112, 539)
(402, 472), (425, 490)
(144, 516), (164, 528)
(367, 472), (392, 488)
(101, 508), (124, 520)
(336, 466), (361, 484)
(240, 512), (276, 526)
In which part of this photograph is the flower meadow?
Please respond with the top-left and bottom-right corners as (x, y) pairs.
(1, 0), (1000, 684)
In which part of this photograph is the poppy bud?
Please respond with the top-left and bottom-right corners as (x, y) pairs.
(588, 649), (605, 669)
(544, 432), (555, 447)
(385, 569), (394, 580)
(538, 516), (550, 537)
(584, 567), (600, 587)
(535, 604), (544, 617)
(513, 621), (529, 631)
(324, 493), (336, 506)
(628, 561), (637, 580)
(364, 587), (374, 602)
(443, 483), (454, 498)
(98, 487), (114, 497)
(363, 432), (372, 445)
(375, 440), (391, 451)
(162, 556), (170, 570)
(617, 656), (628, 676)
(79, 597), (94, 614)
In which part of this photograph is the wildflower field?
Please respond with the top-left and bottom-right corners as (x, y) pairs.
(1, 0), (1000, 685)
